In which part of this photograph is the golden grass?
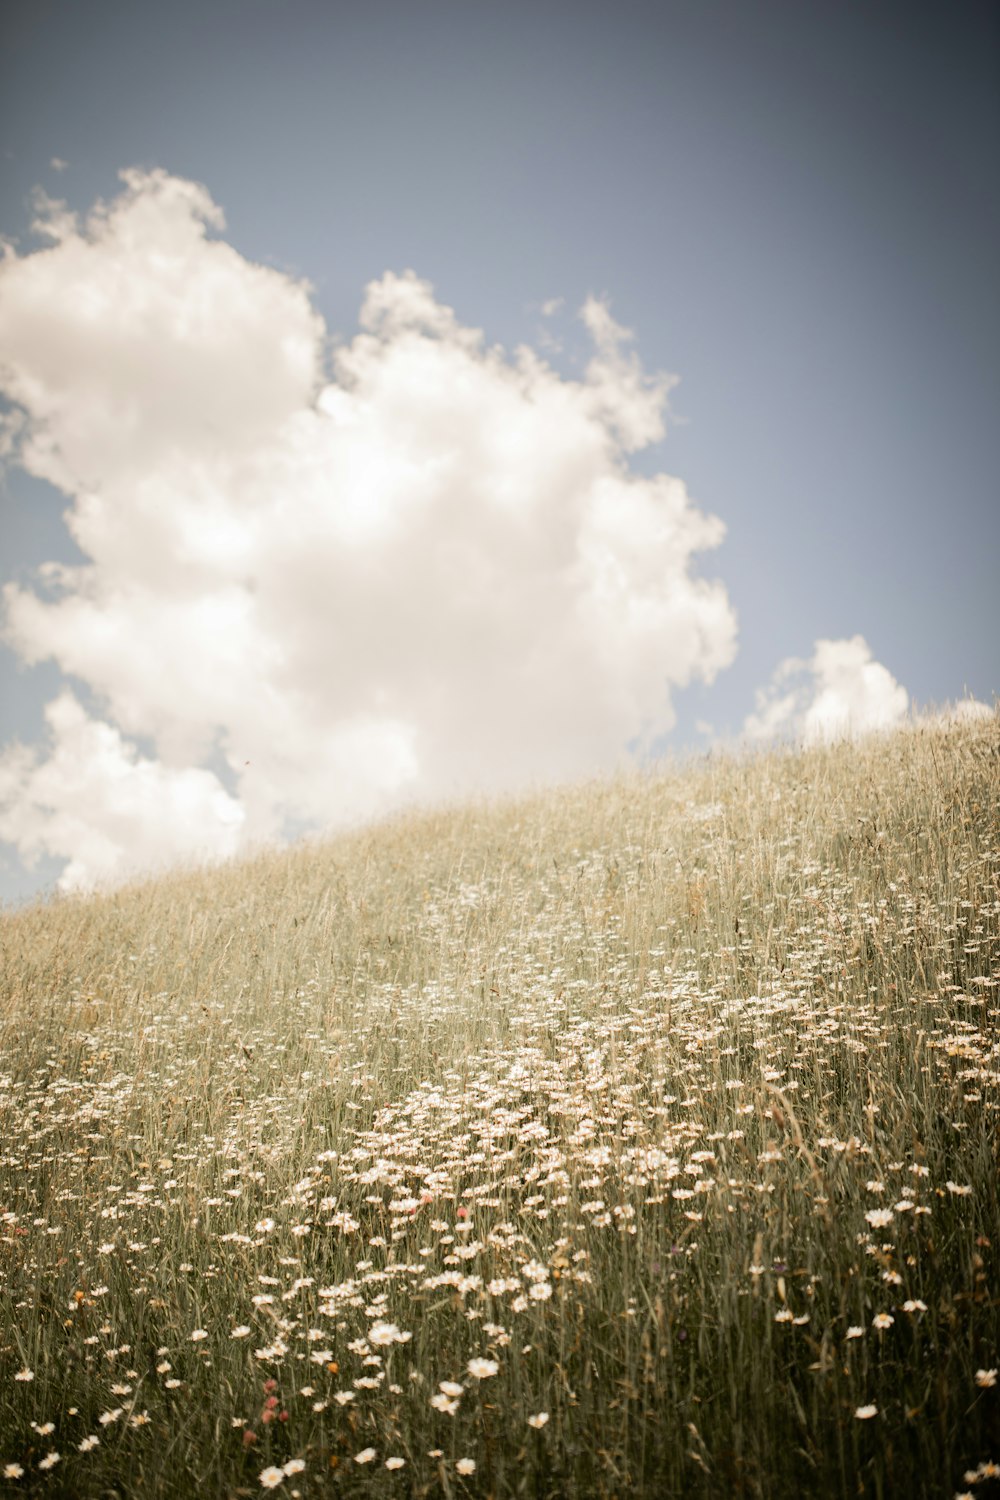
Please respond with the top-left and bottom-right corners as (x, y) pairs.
(1, 716), (998, 1496)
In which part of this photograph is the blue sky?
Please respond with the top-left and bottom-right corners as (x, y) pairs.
(1, 0), (997, 904)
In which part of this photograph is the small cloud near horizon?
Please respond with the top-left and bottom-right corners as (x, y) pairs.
(743, 635), (910, 745)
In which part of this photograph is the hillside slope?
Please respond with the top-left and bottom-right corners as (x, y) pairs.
(2, 718), (998, 1497)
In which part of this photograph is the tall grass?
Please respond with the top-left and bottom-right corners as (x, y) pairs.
(1, 717), (998, 1497)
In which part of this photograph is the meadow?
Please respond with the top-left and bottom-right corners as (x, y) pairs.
(1, 715), (998, 1498)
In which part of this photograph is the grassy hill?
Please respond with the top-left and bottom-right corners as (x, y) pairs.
(1, 717), (998, 1497)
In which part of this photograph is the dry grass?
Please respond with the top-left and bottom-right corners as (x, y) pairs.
(1, 717), (998, 1497)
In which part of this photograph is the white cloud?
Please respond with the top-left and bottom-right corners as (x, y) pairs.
(0, 694), (244, 892)
(28, 189), (78, 245)
(0, 168), (737, 891)
(578, 295), (676, 451)
(949, 698), (993, 721)
(927, 697), (994, 726)
(743, 636), (909, 745)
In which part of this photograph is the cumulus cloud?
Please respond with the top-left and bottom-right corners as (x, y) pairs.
(0, 168), (737, 891)
(926, 697), (995, 726)
(743, 636), (909, 745)
(0, 693), (244, 892)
